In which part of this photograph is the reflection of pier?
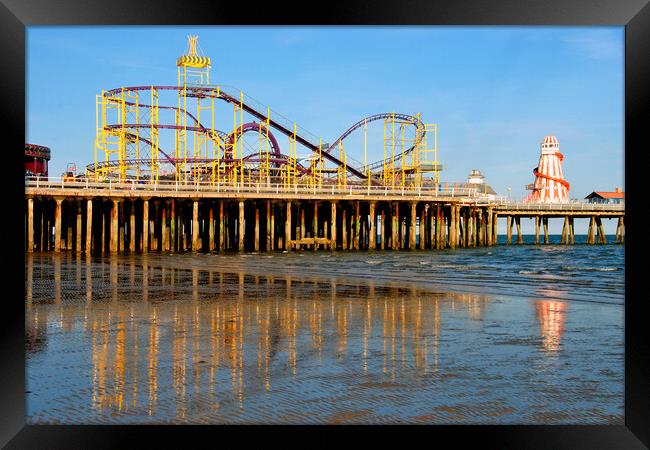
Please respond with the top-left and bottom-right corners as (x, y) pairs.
(535, 300), (568, 353)
(25, 254), (495, 417)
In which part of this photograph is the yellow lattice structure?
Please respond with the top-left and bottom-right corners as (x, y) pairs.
(91, 35), (442, 190)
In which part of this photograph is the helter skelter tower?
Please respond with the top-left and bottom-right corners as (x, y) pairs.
(524, 135), (570, 203)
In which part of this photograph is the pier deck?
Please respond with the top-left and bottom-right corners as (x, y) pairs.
(25, 178), (624, 253)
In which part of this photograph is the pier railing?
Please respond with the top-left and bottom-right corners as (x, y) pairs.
(25, 176), (482, 199)
(23, 177), (626, 212)
(493, 198), (625, 212)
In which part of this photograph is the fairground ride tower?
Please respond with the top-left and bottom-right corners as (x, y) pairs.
(524, 135), (570, 203)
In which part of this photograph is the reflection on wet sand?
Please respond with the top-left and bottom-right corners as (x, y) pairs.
(24, 253), (607, 424)
(535, 300), (568, 354)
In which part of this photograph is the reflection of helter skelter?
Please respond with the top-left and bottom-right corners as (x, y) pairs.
(91, 35), (442, 187)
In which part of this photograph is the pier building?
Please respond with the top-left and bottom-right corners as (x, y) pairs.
(25, 143), (50, 178)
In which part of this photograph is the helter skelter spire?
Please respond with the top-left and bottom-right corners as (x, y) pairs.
(524, 135), (570, 203)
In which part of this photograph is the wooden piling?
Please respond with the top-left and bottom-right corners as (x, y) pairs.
(369, 202), (376, 250)
(27, 198), (34, 252)
(596, 217), (606, 244)
(209, 204), (215, 251)
(127, 201), (134, 252)
(477, 208), (485, 247)
(380, 209), (385, 250)
(506, 216), (512, 245)
(330, 202), (336, 250)
(342, 207), (348, 250)
(152, 202), (159, 251)
(170, 200), (176, 252)
(534, 216), (540, 245)
(142, 199), (149, 252)
(85, 199), (92, 253)
(438, 206), (445, 249)
(543, 217), (549, 244)
(118, 201), (125, 252)
(300, 207), (305, 244)
(615, 217), (623, 244)
(409, 202), (417, 250)
(313, 201), (319, 251)
(561, 216), (568, 245)
(238, 200), (245, 252)
(429, 205), (434, 249)
(161, 204), (168, 252)
(270, 202), (275, 251)
(285, 201), (292, 250)
(110, 199), (119, 253)
(355, 202), (361, 250)
(486, 207), (493, 246)
(392, 203), (398, 250)
(588, 216), (596, 244)
(255, 206), (260, 251)
(74, 203), (82, 252)
(419, 206), (426, 250)
(266, 200), (272, 251)
(219, 201), (225, 251)
(191, 200), (199, 252)
(516, 217), (523, 244)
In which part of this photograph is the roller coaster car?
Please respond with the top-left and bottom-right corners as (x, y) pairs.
(62, 172), (76, 182)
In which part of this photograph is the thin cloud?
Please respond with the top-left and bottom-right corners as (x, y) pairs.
(561, 31), (622, 60)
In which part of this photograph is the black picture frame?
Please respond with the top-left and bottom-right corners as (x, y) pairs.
(2, 0), (647, 447)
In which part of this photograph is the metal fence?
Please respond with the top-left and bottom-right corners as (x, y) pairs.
(492, 199), (625, 212)
(25, 176), (480, 198)
(23, 177), (626, 211)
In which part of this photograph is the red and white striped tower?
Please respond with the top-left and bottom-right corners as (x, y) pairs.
(525, 135), (570, 203)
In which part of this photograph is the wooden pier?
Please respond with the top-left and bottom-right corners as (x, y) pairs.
(25, 179), (625, 253)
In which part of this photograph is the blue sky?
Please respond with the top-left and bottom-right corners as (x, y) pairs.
(27, 26), (624, 233)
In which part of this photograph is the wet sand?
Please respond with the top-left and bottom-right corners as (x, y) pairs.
(26, 252), (623, 424)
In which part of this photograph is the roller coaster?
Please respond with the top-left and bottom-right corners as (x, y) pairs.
(91, 35), (443, 188)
